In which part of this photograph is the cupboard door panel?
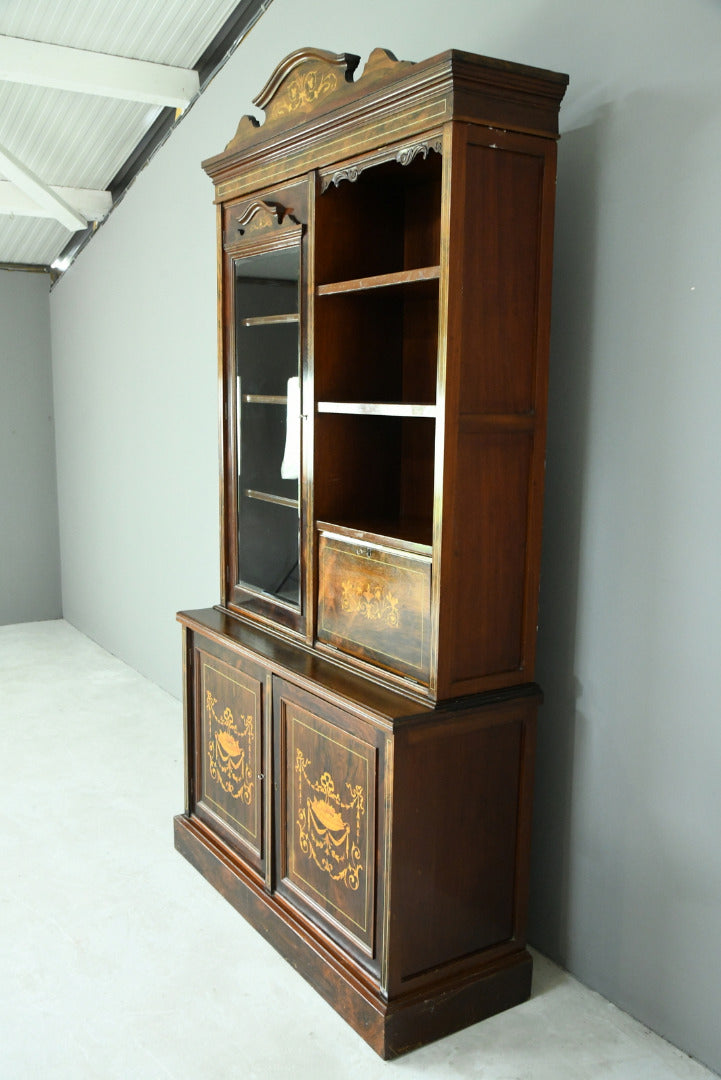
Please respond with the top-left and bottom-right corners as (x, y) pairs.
(275, 679), (378, 959)
(193, 646), (264, 869)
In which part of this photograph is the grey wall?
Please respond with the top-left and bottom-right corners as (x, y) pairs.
(48, 0), (721, 1072)
(0, 269), (61, 624)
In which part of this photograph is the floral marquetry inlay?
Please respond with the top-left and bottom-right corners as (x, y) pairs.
(341, 580), (400, 627)
(295, 750), (366, 891)
(270, 68), (339, 120)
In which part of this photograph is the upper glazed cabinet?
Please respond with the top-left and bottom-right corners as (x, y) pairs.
(207, 47), (567, 704)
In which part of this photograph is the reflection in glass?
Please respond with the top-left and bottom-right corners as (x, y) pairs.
(235, 247), (300, 607)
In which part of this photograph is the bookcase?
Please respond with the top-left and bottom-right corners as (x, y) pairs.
(175, 46), (567, 1057)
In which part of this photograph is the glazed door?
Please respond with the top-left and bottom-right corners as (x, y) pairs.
(273, 677), (385, 971)
(221, 180), (310, 635)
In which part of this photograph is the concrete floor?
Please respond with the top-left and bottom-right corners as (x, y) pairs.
(1, 618), (718, 1080)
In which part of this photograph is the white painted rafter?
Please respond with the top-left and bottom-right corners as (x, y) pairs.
(0, 33), (200, 107)
(0, 143), (88, 230)
(0, 180), (111, 221)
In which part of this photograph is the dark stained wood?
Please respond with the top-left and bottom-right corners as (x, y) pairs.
(273, 678), (382, 963)
(191, 641), (265, 871)
(450, 429), (532, 684)
(178, 45), (567, 1058)
(314, 519), (432, 556)
(175, 811), (533, 1058)
(178, 609), (434, 717)
(317, 532), (432, 683)
(387, 695), (538, 992)
(174, 660), (540, 1057)
(434, 121), (559, 700)
(220, 177), (311, 636)
(314, 150), (442, 285)
(203, 49), (568, 202)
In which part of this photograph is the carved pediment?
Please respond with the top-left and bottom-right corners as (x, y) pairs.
(231, 198), (300, 239)
(224, 47), (415, 154)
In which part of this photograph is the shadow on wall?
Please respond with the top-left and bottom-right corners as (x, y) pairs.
(529, 86), (721, 1072)
(527, 114), (604, 965)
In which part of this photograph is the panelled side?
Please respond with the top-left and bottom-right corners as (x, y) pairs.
(438, 125), (558, 698)
(386, 692), (540, 995)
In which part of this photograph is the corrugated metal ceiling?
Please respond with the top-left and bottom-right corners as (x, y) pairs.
(0, 0), (271, 275)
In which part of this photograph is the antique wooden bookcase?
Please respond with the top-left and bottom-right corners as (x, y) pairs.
(174, 46), (567, 1058)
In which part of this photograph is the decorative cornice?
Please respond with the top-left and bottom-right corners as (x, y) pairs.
(202, 47), (568, 192)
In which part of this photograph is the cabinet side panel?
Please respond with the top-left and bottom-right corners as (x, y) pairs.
(390, 700), (530, 983)
(450, 429), (532, 681)
(457, 135), (546, 414)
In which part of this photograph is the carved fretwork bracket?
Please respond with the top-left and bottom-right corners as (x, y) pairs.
(320, 136), (444, 192)
(396, 137), (443, 167)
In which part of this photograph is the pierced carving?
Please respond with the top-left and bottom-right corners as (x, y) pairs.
(319, 135), (443, 192)
(321, 166), (360, 192)
(234, 199), (299, 236)
(396, 138), (443, 167)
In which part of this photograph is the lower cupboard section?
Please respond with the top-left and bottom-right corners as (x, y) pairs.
(176, 616), (539, 1057)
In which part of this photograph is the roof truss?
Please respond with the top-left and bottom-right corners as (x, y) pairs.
(0, 33), (201, 231)
(0, 179), (111, 221)
(0, 33), (199, 107)
(0, 142), (89, 230)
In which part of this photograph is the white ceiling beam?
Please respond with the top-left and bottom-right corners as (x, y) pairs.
(0, 34), (199, 108)
(0, 143), (87, 230)
(0, 179), (111, 221)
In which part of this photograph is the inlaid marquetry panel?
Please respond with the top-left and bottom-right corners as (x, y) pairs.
(196, 651), (262, 861)
(317, 532), (431, 683)
(278, 689), (377, 953)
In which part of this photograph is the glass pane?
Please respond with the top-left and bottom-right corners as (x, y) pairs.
(235, 246), (300, 607)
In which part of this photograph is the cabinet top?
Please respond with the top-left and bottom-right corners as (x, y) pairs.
(202, 45), (568, 193)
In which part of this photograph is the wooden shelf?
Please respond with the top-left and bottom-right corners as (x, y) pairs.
(243, 488), (298, 509)
(242, 394), (288, 405)
(241, 313), (299, 327)
(316, 265), (440, 296)
(317, 401), (436, 418)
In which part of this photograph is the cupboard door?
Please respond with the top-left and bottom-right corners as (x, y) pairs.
(274, 678), (380, 962)
(191, 639), (265, 872)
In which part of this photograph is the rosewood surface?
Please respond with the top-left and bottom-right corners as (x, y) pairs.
(176, 44), (567, 1057)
